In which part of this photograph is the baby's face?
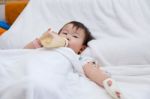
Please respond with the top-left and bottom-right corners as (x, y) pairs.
(59, 24), (86, 54)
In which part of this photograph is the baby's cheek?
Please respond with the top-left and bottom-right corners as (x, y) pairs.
(70, 45), (79, 51)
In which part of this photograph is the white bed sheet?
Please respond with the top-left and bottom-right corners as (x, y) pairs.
(0, 49), (150, 99)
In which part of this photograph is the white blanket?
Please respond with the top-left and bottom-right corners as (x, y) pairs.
(0, 48), (109, 99)
(0, 48), (150, 99)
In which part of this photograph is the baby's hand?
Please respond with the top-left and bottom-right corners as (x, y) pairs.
(40, 28), (58, 39)
(83, 61), (101, 79)
(83, 61), (109, 87)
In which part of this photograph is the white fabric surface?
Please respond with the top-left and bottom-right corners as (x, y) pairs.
(0, 48), (150, 99)
(88, 38), (150, 65)
(0, 48), (111, 99)
(0, 0), (150, 98)
(0, 0), (150, 49)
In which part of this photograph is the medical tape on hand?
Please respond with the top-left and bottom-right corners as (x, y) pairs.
(103, 78), (123, 99)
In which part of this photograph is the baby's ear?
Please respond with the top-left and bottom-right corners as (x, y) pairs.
(82, 45), (87, 50)
(79, 45), (87, 54)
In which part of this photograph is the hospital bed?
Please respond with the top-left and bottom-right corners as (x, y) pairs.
(0, 0), (150, 99)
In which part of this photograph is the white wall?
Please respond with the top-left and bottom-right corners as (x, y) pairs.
(0, 4), (5, 21)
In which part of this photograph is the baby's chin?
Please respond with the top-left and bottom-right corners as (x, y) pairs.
(66, 47), (78, 54)
(72, 49), (81, 54)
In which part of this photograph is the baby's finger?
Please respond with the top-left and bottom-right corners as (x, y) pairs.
(86, 61), (96, 65)
(88, 62), (100, 68)
(47, 29), (52, 34)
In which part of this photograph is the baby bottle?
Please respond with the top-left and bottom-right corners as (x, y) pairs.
(39, 31), (68, 48)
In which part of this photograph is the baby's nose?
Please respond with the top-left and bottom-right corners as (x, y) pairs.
(66, 35), (71, 41)
(66, 37), (70, 41)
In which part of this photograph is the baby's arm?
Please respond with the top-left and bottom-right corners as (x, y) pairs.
(83, 61), (109, 87)
(83, 62), (124, 99)
(24, 38), (42, 49)
(24, 29), (51, 49)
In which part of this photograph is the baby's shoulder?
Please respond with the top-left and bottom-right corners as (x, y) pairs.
(79, 55), (96, 62)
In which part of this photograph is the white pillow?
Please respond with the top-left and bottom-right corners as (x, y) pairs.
(1, 0), (150, 49)
(87, 38), (150, 66)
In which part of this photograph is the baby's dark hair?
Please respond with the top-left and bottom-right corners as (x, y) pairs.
(58, 21), (94, 46)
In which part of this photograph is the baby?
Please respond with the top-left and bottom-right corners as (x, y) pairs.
(24, 21), (124, 99)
